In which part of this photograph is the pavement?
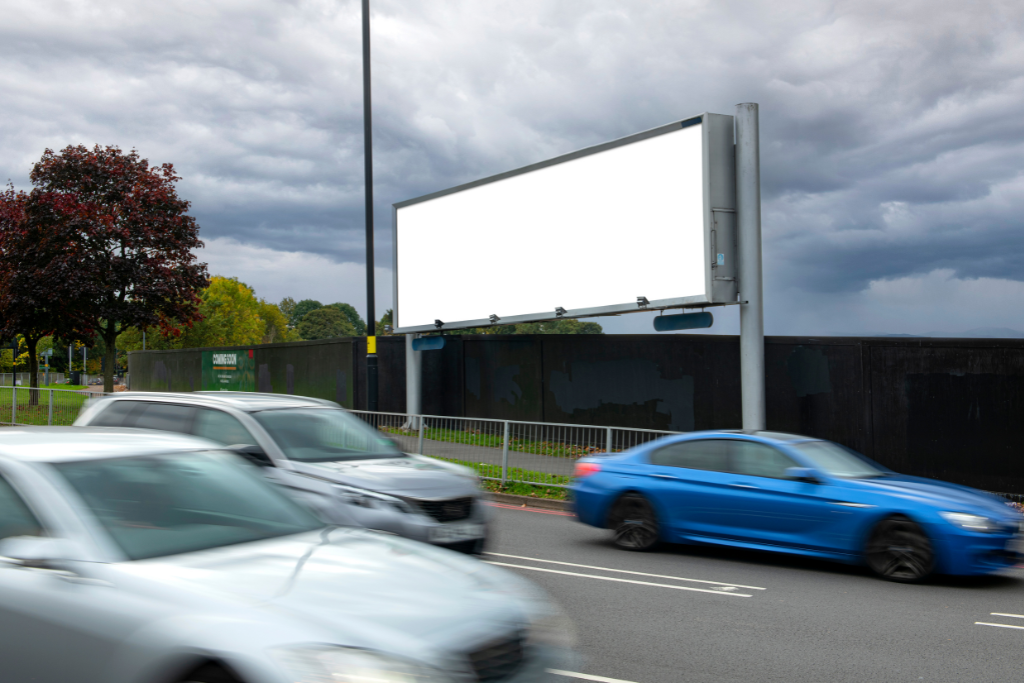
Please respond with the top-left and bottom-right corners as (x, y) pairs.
(487, 502), (1024, 683)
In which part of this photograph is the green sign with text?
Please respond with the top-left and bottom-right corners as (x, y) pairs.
(201, 350), (255, 391)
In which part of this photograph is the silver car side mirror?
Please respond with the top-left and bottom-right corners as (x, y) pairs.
(0, 536), (74, 570)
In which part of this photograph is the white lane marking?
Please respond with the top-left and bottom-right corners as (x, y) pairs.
(991, 613), (1024, 619)
(975, 622), (1024, 630)
(547, 669), (639, 683)
(486, 552), (766, 591)
(485, 561), (753, 597)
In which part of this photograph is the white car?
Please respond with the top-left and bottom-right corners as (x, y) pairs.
(0, 427), (574, 683)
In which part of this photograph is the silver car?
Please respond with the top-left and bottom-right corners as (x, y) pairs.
(75, 393), (489, 553)
(0, 427), (574, 683)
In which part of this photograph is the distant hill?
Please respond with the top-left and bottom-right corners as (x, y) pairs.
(923, 327), (1024, 339)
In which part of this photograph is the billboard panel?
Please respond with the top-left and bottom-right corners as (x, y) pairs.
(393, 113), (737, 333)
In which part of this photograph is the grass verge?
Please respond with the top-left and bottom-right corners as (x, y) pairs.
(426, 454), (572, 500)
(380, 425), (612, 458)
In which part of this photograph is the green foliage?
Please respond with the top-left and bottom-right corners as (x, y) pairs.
(326, 303), (366, 336)
(375, 309), (395, 336)
(289, 299), (323, 328)
(296, 307), (357, 340)
(259, 300), (297, 344)
(445, 318), (604, 335)
(278, 297), (297, 323)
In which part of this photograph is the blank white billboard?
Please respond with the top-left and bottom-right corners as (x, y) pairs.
(393, 114), (737, 332)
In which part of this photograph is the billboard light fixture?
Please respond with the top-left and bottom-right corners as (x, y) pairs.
(555, 307), (567, 317)
(489, 314), (500, 324)
(637, 296), (650, 308)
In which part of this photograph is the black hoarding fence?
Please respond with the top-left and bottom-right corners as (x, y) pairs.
(130, 334), (1024, 494)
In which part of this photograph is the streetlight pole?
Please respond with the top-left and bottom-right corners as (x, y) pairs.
(362, 0), (378, 412)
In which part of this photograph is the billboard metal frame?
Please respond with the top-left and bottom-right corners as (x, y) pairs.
(392, 112), (739, 334)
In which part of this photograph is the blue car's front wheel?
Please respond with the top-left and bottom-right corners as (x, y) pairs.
(608, 493), (660, 551)
(866, 515), (935, 582)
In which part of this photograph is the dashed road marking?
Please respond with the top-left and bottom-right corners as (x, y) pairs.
(486, 552), (766, 591)
(548, 669), (640, 683)
(485, 560), (754, 597)
(975, 622), (1024, 631)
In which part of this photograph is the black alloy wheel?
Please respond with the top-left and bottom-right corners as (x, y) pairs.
(865, 516), (935, 582)
(608, 493), (660, 551)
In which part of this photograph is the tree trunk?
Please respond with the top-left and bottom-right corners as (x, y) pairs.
(103, 324), (117, 393)
(25, 334), (39, 406)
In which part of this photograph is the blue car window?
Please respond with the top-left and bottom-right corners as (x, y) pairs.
(649, 440), (729, 471)
(730, 441), (797, 479)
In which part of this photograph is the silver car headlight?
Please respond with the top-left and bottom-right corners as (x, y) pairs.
(271, 645), (451, 683)
(939, 512), (1000, 533)
(335, 485), (415, 514)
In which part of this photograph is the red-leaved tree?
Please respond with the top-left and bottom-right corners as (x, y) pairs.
(0, 185), (92, 402)
(8, 145), (209, 393)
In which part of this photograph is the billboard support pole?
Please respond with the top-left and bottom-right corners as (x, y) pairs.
(736, 103), (765, 431)
(405, 333), (421, 430)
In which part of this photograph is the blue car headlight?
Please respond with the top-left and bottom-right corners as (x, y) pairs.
(271, 645), (452, 683)
(938, 512), (1001, 533)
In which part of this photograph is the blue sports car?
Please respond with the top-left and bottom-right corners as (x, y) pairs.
(572, 431), (1023, 582)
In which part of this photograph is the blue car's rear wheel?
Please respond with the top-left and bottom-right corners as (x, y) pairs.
(866, 516), (934, 582)
(608, 493), (659, 551)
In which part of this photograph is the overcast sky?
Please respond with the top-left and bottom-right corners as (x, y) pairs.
(2, 0), (1023, 336)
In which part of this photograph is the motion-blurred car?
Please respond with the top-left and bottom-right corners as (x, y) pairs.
(75, 392), (489, 553)
(572, 430), (1023, 582)
(0, 427), (573, 683)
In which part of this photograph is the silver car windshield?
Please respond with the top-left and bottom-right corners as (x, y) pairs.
(54, 451), (324, 560)
(253, 408), (403, 463)
(790, 441), (887, 479)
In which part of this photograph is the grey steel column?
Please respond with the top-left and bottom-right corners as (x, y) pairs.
(736, 103), (765, 431)
(405, 333), (421, 429)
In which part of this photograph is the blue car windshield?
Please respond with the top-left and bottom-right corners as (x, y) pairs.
(791, 441), (887, 479)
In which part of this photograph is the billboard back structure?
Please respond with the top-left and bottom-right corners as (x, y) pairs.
(392, 113), (738, 333)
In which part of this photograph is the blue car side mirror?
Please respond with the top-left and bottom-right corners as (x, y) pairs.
(785, 467), (819, 484)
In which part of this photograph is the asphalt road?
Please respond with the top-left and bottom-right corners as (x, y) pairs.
(485, 502), (1024, 683)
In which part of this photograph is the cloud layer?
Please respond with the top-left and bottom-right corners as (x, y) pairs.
(2, 0), (1023, 333)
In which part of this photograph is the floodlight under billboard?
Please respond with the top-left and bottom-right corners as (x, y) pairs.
(392, 113), (738, 333)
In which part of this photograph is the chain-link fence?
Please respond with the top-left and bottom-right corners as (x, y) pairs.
(0, 387), (113, 426)
(352, 410), (680, 488)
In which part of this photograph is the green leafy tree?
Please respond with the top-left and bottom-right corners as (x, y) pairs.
(375, 309), (396, 336)
(259, 300), (296, 344)
(289, 299), (323, 328)
(445, 318), (603, 335)
(278, 297), (297, 325)
(297, 307), (356, 340)
(326, 303), (366, 336)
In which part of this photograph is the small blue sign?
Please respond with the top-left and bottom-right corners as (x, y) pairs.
(717, 253), (725, 266)
(412, 336), (446, 352)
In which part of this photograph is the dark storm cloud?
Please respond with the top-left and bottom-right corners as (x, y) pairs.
(2, 0), (1023, 330)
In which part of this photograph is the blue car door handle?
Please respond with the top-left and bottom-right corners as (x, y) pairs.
(650, 473), (680, 480)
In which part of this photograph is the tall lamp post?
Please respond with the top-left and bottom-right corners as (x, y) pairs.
(362, 0), (378, 411)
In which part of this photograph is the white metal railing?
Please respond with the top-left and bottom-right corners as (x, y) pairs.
(0, 373), (67, 386)
(351, 410), (681, 488)
(0, 387), (114, 427)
